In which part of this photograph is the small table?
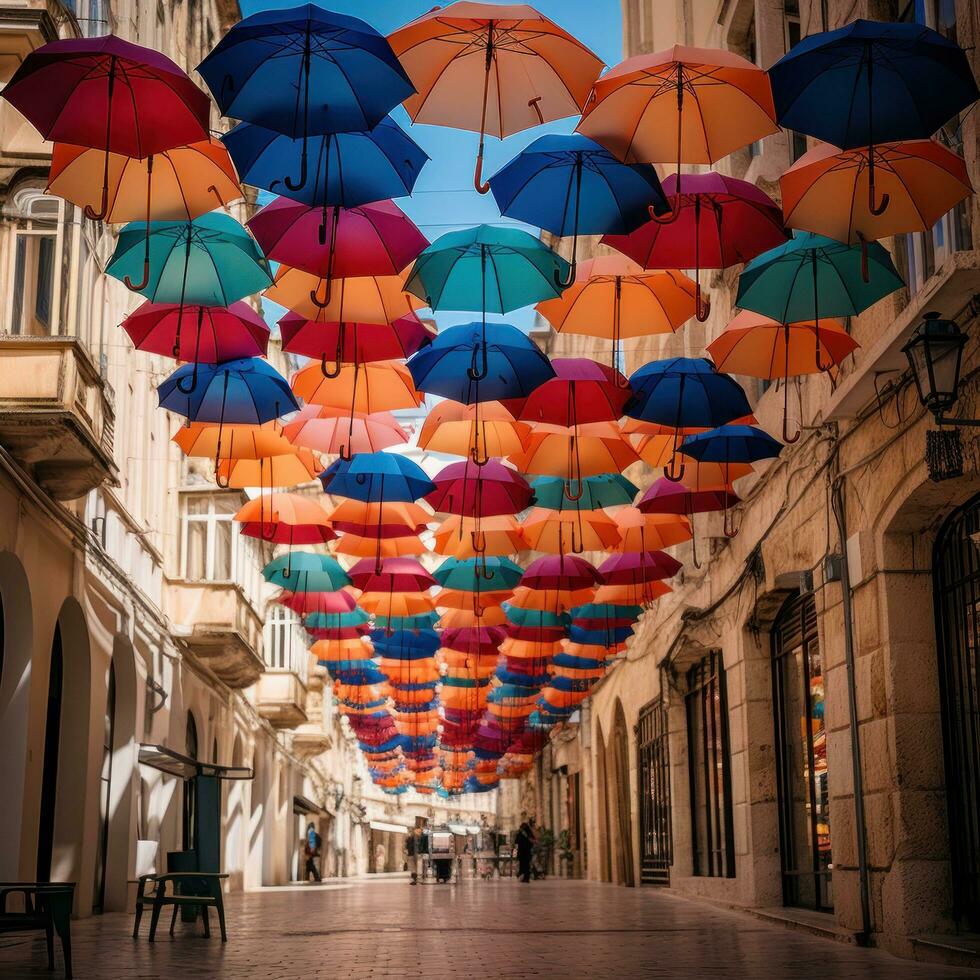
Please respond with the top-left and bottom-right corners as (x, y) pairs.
(0, 882), (75, 978)
(133, 872), (229, 942)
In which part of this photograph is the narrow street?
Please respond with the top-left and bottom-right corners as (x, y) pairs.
(0, 878), (974, 980)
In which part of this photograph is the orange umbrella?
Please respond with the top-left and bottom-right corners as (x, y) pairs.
(215, 450), (319, 490)
(311, 638), (374, 661)
(234, 491), (333, 545)
(47, 138), (242, 223)
(173, 420), (293, 473)
(511, 422), (639, 490)
(433, 514), (523, 558)
(614, 507), (691, 553)
(333, 532), (426, 558)
(679, 462), (752, 491)
(292, 360), (421, 412)
(780, 139), (972, 245)
(535, 257), (696, 373)
(389, 2), (603, 192)
(265, 268), (424, 322)
(594, 580), (672, 606)
(577, 46), (778, 186)
(521, 507), (620, 555)
(283, 405), (409, 455)
(500, 637), (564, 659)
(327, 499), (431, 534)
(358, 591), (434, 618)
(438, 606), (507, 628)
(434, 588), (511, 612)
(507, 585), (593, 613)
(418, 400), (529, 463)
(707, 310), (860, 441)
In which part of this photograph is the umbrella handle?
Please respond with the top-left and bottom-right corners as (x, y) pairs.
(663, 453), (685, 483)
(570, 524), (583, 556)
(309, 282), (331, 309)
(124, 257), (151, 292)
(215, 468), (231, 490)
(284, 141), (309, 192)
(554, 262), (576, 288)
(321, 353), (343, 379)
(723, 507), (739, 539)
(868, 179), (889, 218)
(471, 530), (487, 555)
(466, 341), (489, 382)
(480, 560), (496, 582)
(782, 374), (802, 444)
(473, 148), (491, 195)
(563, 478), (584, 502)
(176, 360), (200, 395)
(470, 444), (490, 467)
(339, 442), (354, 461)
(207, 185), (225, 208)
(695, 282), (710, 323)
(648, 202), (680, 224)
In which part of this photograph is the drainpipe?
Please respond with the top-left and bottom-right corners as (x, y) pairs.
(831, 479), (872, 945)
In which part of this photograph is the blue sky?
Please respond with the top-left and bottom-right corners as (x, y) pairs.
(238, 0), (623, 331)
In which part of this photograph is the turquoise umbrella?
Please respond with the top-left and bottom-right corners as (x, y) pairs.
(107, 212), (272, 305)
(736, 232), (904, 342)
(263, 552), (350, 592)
(531, 474), (639, 510)
(433, 556), (524, 592)
(404, 225), (569, 380)
(304, 609), (371, 630)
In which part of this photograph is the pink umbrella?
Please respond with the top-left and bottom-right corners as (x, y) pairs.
(426, 460), (533, 519)
(247, 197), (428, 297)
(521, 555), (601, 592)
(602, 172), (788, 321)
(276, 589), (357, 616)
(348, 557), (436, 593)
(598, 550), (682, 584)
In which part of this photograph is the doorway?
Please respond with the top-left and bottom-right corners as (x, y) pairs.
(637, 697), (671, 885)
(36, 624), (64, 882)
(92, 661), (116, 913)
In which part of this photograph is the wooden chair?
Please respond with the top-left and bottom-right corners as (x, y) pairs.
(133, 872), (228, 942)
(0, 882), (75, 978)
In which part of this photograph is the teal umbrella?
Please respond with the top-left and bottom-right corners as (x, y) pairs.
(263, 552), (350, 592)
(531, 474), (639, 510)
(304, 609), (370, 630)
(736, 232), (904, 346)
(107, 212), (272, 306)
(404, 225), (569, 380)
(502, 604), (570, 629)
(433, 556), (524, 592)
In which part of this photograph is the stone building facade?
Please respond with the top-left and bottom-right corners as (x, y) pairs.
(510, 0), (980, 966)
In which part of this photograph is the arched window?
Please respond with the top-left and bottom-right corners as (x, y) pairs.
(5, 186), (62, 337)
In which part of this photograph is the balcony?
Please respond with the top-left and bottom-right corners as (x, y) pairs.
(256, 670), (308, 729)
(167, 580), (264, 689)
(291, 685), (333, 758)
(0, 335), (117, 499)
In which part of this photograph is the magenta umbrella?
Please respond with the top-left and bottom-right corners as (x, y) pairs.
(637, 477), (741, 567)
(598, 550), (682, 584)
(122, 301), (270, 362)
(426, 460), (533, 519)
(603, 173), (788, 322)
(348, 557), (436, 593)
(1, 36), (210, 221)
(440, 626), (507, 655)
(521, 555), (600, 592)
(247, 197), (428, 297)
(279, 312), (434, 374)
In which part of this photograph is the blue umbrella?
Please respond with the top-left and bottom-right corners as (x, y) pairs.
(626, 357), (751, 480)
(408, 322), (555, 404)
(199, 4), (414, 189)
(489, 134), (669, 282)
(679, 424), (783, 464)
(570, 624), (634, 647)
(371, 629), (440, 658)
(769, 19), (979, 214)
(319, 451), (435, 503)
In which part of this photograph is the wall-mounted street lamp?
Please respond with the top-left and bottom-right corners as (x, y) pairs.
(902, 311), (978, 481)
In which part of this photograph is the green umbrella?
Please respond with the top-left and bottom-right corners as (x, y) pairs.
(532, 474), (639, 511)
(433, 556), (524, 592)
(107, 212), (272, 306)
(736, 232), (904, 348)
(263, 552), (350, 592)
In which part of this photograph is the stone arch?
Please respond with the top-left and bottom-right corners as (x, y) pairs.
(594, 717), (611, 883)
(225, 734), (246, 888)
(0, 551), (33, 879)
(246, 741), (267, 889)
(607, 700), (635, 887)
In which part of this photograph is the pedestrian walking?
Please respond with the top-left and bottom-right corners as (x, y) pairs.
(304, 822), (322, 882)
(515, 816), (536, 883)
(406, 826), (424, 885)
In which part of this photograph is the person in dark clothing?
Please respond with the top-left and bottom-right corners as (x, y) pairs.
(304, 822), (322, 882)
(515, 817), (536, 883)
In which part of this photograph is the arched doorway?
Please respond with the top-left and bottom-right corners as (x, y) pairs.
(36, 623), (63, 882)
(183, 712), (199, 851)
(933, 495), (980, 930)
(608, 702), (635, 886)
(92, 660), (116, 913)
(594, 721), (612, 882)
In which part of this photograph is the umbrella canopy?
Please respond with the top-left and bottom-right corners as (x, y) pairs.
(248, 198), (428, 280)
(679, 425), (782, 468)
(614, 508), (692, 553)
(434, 557), (524, 592)
(349, 557), (436, 593)
(518, 358), (631, 427)
(433, 515), (523, 559)
(320, 452), (436, 503)
(215, 451), (319, 490)
(522, 554), (601, 591)
(408, 322), (555, 404)
(389, 2), (603, 191)
(489, 133), (668, 278)
(426, 460), (533, 518)
(278, 588), (357, 616)
(327, 499), (431, 537)
(780, 139), (972, 244)
(223, 117), (428, 208)
(333, 532), (425, 559)
(279, 312), (433, 368)
(235, 492), (334, 544)
(511, 425), (640, 484)
(107, 213), (271, 305)
(198, 4), (413, 137)
(266, 268), (424, 323)
(173, 420), (293, 468)
(602, 172), (789, 321)
(283, 406), (408, 456)
(418, 401), (529, 462)
(532, 473), (638, 510)
(264, 552), (351, 592)
(292, 360), (421, 413)
(522, 508), (620, 555)
(122, 301), (269, 363)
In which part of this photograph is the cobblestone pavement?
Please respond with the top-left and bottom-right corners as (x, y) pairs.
(0, 877), (976, 980)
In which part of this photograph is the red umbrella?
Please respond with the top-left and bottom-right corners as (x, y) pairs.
(248, 198), (429, 290)
(279, 312), (434, 373)
(521, 555), (601, 592)
(598, 550), (682, 584)
(517, 358), (632, 424)
(276, 589), (357, 616)
(603, 173), (788, 321)
(637, 477), (740, 567)
(440, 626), (507, 654)
(2, 36), (210, 220)
(122, 301), (270, 362)
(348, 557), (436, 593)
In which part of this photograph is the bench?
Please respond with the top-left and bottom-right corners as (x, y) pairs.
(133, 872), (228, 942)
(0, 882), (75, 978)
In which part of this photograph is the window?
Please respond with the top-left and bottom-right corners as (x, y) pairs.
(181, 493), (238, 581)
(638, 697), (672, 885)
(686, 652), (735, 878)
(8, 191), (61, 337)
(263, 605), (308, 680)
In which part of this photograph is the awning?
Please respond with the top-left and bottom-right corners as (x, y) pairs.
(446, 822), (467, 835)
(369, 820), (408, 835)
(466, 825), (482, 835)
(293, 794), (326, 816)
(138, 743), (253, 781)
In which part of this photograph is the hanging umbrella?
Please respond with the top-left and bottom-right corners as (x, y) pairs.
(215, 451), (320, 491)
(614, 507), (691, 553)
(172, 420), (294, 480)
(707, 310), (860, 441)
(535, 256), (696, 375)
(235, 492), (334, 545)
(779, 139), (972, 245)
(530, 473), (638, 510)
(768, 19), (980, 216)
(522, 508), (620, 555)
(263, 552), (351, 592)
(350, 557), (436, 593)
(489, 133), (668, 280)
(278, 312), (433, 372)
(511, 423), (639, 488)
(320, 452), (436, 504)
(122, 300), (269, 363)
(277, 588), (357, 616)
(418, 400), (529, 463)
(2, 35), (210, 220)
(577, 46), (778, 194)
(334, 532), (426, 559)
(389, 2), (603, 192)
(327, 499), (431, 538)
(625, 357), (751, 479)
(283, 406), (409, 456)
(408, 322), (555, 406)
(248, 197), (428, 294)
(434, 557), (524, 593)
(599, 551), (682, 587)
(433, 515), (523, 559)
(602, 172), (788, 321)
(521, 554), (600, 592)
(266, 268), (424, 322)
(426, 459), (532, 519)
(199, 4), (414, 162)
(518, 358), (631, 428)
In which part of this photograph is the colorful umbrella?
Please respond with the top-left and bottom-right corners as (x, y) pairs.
(283, 406), (409, 456)
(613, 508), (691, 553)
(518, 358), (631, 428)
(768, 19), (979, 215)
(2, 35), (210, 219)
(320, 452), (435, 504)
(521, 554), (601, 592)
(172, 420), (294, 477)
(602, 172), (788, 320)
(389, 2), (603, 192)
(530, 473), (638, 510)
(522, 507), (620, 555)
(350, 558), (436, 593)
(327, 499), (431, 538)
(235, 492), (334, 545)
(264, 552), (351, 592)
(434, 557), (524, 592)
(215, 451), (319, 491)
(426, 459), (532, 518)
(433, 515), (523, 559)
(266, 268), (424, 321)
(417, 400), (529, 463)
(511, 424), (639, 488)
(489, 133), (668, 279)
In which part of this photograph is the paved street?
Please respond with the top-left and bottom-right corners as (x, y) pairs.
(0, 878), (976, 979)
